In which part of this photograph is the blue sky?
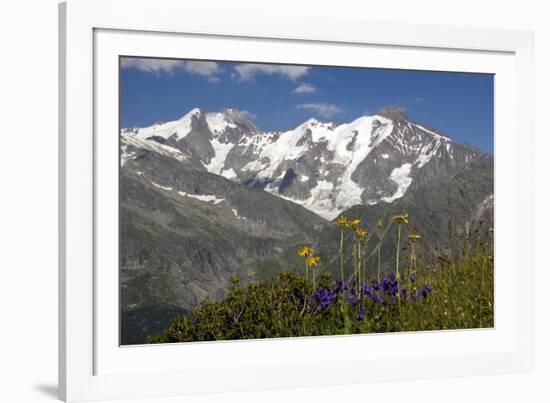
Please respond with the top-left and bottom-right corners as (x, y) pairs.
(120, 57), (494, 153)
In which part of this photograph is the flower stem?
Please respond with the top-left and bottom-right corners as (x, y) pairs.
(396, 223), (402, 313)
(396, 223), (401, 281)
(363, 241), (367, 290)
(338, 229), (346, 323)
(377, 241), (381, 283)
(353, 238), (359, 289)
(357, 239), (362, 293)
(408, 243), (415, 291)
(339, 229), (345, 285)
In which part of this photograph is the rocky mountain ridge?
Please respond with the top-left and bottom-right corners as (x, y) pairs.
(122, 108), (487, 220)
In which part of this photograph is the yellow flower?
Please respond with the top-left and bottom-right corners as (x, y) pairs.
(297, 246), (314, 257)
(349, 219), (361, 229)
(355, 227), (367, 239)
(392, 213), (409, 224)
(376, 219), (384, 230)
(306, 255), (320, 267)
(337, 215), (349, 228)
(408, 228), (422, 243)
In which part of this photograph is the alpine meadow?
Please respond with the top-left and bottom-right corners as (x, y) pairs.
(119, 57), (494, 345)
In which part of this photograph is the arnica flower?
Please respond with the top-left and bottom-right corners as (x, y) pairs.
(408, 228), (422, 243)
(337, 215), (350, 228)
(376, 219), (384, 230)
(392, 213), (409, 224)
(297, 246), (314, 257)
(306, 255), (320, 267)
(355, 227), (367, 239)
(349, 219), (361, 229)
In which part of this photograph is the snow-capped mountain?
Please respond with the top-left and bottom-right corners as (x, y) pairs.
(121, 107), (487, 220)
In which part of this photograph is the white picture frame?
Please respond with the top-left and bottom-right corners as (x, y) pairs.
(59, 0), (534, 401)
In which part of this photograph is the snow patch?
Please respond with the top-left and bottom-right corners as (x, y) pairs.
(204, 139), (234, 174)
(335, 117), (394, 209)
(381, 163), (413, 203)
(413, 123), (452, 141)
(231, 208), (247, 220)
(206, 112), (237, 134)
(121, 149), (136, 166)
(178, 192), (225, 204)
(221, 168), (237, 179)
(270, 180), (339, 220)
(134, 108), (200, 141)
(121, 134), (187, 165)
(151, 181), (173, 191)
(415, 140), (442, 168)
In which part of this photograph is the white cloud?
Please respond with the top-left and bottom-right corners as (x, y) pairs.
(120, 58), (185, 73)
(293, 83), (316, 94)
(413, 97), (425, 104)
(234, 63), (310, 81)
(121, 57), (221, 81)
(183, 61), (222, 77)
(297, 103), (343, 118)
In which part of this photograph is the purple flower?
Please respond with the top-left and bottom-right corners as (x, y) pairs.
(356, 306), (366, 321)
(334, 280), (349, 294)
(409, 274), (416, 282)
(363, 284), (373, 297)
(418, 288), (428, 299)
(425, 284), (433, 293)
(347, 291), (360, 307)
(314, 288), (333, 309)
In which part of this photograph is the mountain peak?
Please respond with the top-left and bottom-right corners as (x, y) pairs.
(220, 108), (258, 132)
(178, 107), (203, 121)
(377, 106), (409, 121)
(221, 108), (249, 120)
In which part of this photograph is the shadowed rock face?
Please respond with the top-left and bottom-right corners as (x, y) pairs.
(377, 105), (410, 121)
(120, 108), (493, 344)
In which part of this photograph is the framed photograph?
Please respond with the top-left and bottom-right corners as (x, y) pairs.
(59, 0), (534, 401)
